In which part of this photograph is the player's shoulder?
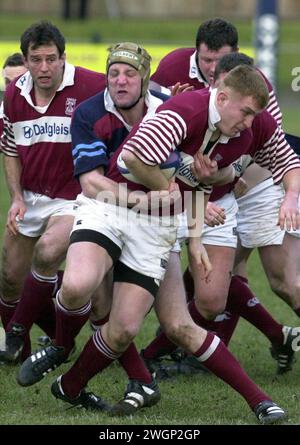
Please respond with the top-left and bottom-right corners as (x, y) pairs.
(160, 47), (194, 62)
(253, 109), (277, 133)
(251, 110), (278, 149)
(2, 78), (24, 113)
(74, 90), (106, 118)
(75, 65), (104, 78)
(155, 47), (194, 72)
(3, 77), (19, 99)
(255, 67), (274, 93)
(157, 89), (209, 127)
(74, 66), (106, 89)
(165, 88), (209, 110)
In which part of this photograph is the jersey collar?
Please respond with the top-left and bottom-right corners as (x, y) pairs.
(104, 89), (163, 131)
(189, 51), (209, 87)
(15, 62), (75, 111)
(208, 88), (240, 143)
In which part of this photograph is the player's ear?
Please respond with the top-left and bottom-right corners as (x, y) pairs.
(23, 56), (29, 70)
(215, 90), (228, 109)
(61, 52), (66, 62)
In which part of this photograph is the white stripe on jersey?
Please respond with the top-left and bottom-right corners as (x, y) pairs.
(12, 116), (71, 147)
(123, 110), (187, 165)
(254, 126), (300, 183)
(266, 90), (282, 126)
(1, 115), (18, 156)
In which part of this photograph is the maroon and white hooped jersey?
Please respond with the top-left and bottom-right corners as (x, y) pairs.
(0, 101), (3, 145)
(1, 63), (106, 199)
(108, 88), (299, 199)
(211, 109), (300, 201)
(107, 89), (253, 194)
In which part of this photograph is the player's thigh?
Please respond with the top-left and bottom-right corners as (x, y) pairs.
(1, 229), (37, 296)
(258, 238), (292, 282)
(259, 234), (300, 302)
(34, 214), (74, 265)
(233, 240), (253, 276)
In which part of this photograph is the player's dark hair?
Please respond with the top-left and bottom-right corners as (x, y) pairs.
(3, 53), (24, 69)
(20, 21), (65, 58)
(214, 52), (254, 83)
(195, 18), (238, 51)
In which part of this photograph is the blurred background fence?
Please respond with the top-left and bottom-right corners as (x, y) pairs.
(0, 0), (299, 19)
(0, 0), (299, 111)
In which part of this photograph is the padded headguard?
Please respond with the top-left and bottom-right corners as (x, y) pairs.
(107, 42), (151, 96)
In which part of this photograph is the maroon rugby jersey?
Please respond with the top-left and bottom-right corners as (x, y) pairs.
(211, 110), (300, 201)
(151, 48), (208, 91)
(1, 63), (106, 199)
(151, 47), (282, 126)
(107, 89), (252, 194)
(0, 101), (3, 143)
(108, 89), (299, 201)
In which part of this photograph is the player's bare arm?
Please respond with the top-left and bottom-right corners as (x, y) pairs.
(79, 166), (155, 209)
(3, 155), (26, 235)
(278, 169), (300, 230)
(121, 149), (170, 190)
(187, 191), (212, 279)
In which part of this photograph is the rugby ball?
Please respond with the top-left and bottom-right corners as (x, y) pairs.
(117, 150), (181, 184)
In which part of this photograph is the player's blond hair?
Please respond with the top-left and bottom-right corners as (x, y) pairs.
(219, 65), (269, 110)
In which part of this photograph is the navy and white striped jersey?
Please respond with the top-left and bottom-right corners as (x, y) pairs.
(71, 89), (169, 178)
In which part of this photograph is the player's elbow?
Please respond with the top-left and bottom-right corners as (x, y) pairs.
(79, 169), (103, 197)
(121, 149), (139, 169)
(79, 176), (95, 196)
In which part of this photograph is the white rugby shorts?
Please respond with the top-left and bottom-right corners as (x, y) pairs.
(172, 192), (238, 251)
(202, 192), (238, 248)
(237, 178), (300, 248)
(17, 190), (77, 237)
(71, 194), (179, 281)
(172, 211), (188, 253)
